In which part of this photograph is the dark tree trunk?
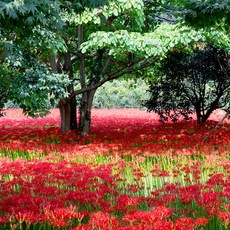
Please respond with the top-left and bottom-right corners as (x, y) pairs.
(200, 104), (218, 124)
(79, 89), (96, 134)
(195, 103), (202, 125)
(59, 97), (77, 133)
(201, 109), (214, 124)
(58, 50), (77, 133)
(69, 96), (77, 130)
(49, 50), (77, 133)
(197, 94), (222, 124)
(59, 99), (71, 133)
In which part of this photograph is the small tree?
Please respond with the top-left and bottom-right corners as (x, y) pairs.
(145, 46), (230, 124)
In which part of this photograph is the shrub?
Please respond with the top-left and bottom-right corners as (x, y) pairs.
(145, 46), (230, 124)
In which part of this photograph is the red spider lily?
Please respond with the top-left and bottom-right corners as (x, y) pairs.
(197, 191), (220, 208)
(10, 211), (40, 225)
(207, 173), (225, 186)
(0, 160), (118, 224)
(114, 194), (142, 213)
(0, 109), (229, 229)
(0, 215), (6, 224)
(174, 217), (196, 230)
(123, 206), (173, 224)
(218, 212), (230, 228)
(43, 205), (84, 227)
(160, 193), (177, 204)
(78, 211), (118, 230)
(178, 184), (201, 205)
(121, 207), (173, 229)
(194, 217), (208, 226)
(1, 109), (229, 157)
(151, 169), (170, 177)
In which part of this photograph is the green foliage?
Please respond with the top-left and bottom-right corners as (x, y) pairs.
(143, 0), (180, 29)
(187, 0), (230, 29)
(145, 45), (230, 123)
(62, 0), (145, 30)
(168, 0), (230, 30)
(0, 0), (62, 29)
(0, 63), (11, 115)
(63, 0), (110, 13)
(81, 23), (207, 58)
(93, 79), (149, 108)
(4, 55), (71, 117)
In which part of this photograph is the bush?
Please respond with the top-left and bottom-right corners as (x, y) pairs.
(93, 79), (149, 109)
(145, 46), (230, 124)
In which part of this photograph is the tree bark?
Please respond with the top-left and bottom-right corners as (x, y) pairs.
(79, 89), (96, 134)
(195, 93), (222, 124)
(59, 99), (71, 133)
(59, 97), (77, 133)
(195, 103), (202, 124)
(49, 51), (77, 133)
(201, 94), (222, 123)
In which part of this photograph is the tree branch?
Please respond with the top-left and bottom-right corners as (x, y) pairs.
(108, 57), (145, 77)
(154, 14), (177, 23)
(69, 56), (157, 99)
(101, 56), (113, 75)
(203, 110), (230, 142)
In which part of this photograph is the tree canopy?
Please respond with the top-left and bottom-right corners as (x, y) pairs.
(145, 45), (230, 124)
(168, 0), (230, 30)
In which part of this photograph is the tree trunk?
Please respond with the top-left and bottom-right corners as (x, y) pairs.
(201, 109), (214, 123)
(195, 105), (202, 125)
(49, 51), (77, 133)
(79, 89), (96, 134)
(200, 95), (222, 123)
(196, 94), (222, 124)
(59, 97), (77, 133)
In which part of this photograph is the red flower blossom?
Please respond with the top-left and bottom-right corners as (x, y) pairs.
(194, 217), (208, 226)
(174, 217), (195, 230)
(84, 211), (118, 230)
(218, 212), (230, 227)
(0, 215), (6, 224)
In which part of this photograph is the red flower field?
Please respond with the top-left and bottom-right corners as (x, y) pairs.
(0, 109), (229, 229)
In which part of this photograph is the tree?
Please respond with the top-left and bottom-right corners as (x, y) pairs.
(145, 45), (230, 124)
(0, 0), (110, 132)
(1, 0), (227, 135)
(171, 0), (230, 30)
